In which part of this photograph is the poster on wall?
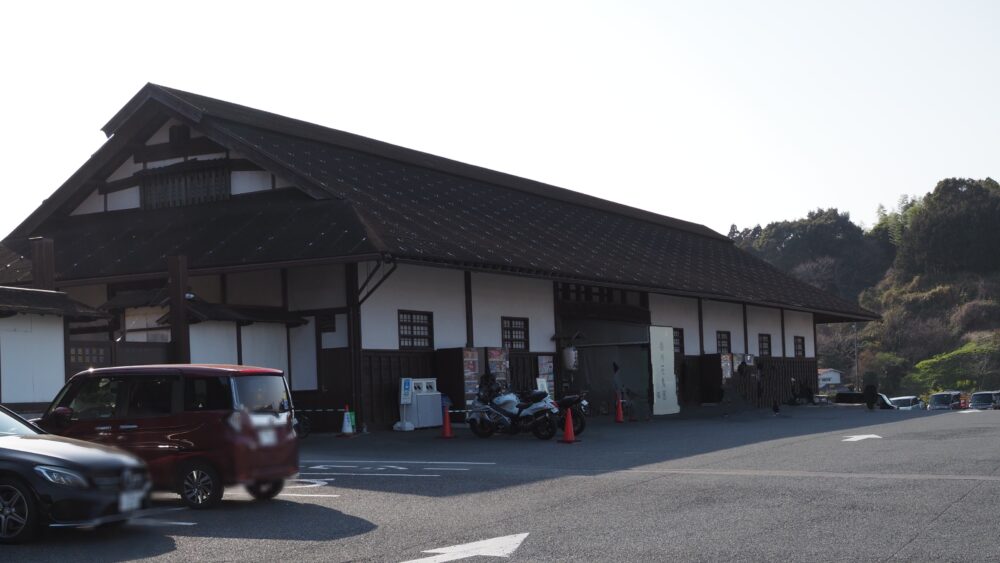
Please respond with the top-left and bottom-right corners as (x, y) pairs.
(537, 355), (555, 397)
(487, 348), (509, 385)
(649, 326), (680, 415)
(463, 348), (480, 410)
(720, 353), (734, 379)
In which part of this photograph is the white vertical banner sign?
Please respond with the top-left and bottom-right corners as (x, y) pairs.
(650, 326), (679, 415)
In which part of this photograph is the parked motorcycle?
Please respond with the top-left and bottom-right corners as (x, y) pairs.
(468, 375), (559, 440)
(556, 392), (589, 436)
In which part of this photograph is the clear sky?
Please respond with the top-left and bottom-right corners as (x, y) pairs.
(1, 1), (997, 238)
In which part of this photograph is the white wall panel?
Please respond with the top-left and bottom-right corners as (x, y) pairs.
(240, 323), (289, 375)
(359, 263), (465, 350)
(232, 171), (272, 195)
(107, 187), (140, 211)
(288, 264), (346, 310)
(106, 156), (143, 182)
(146, 118), (183, 145)
(470, 273), (555, 352)
(321, 314), (349, 349)
(226, 270), (283, 306)
(63, 285), (107, 308)
(746, 306), (782, 356)
(0, 315), (65, 403)
(124, 307), (169, 342)
(71, 189), (104, 216)
(190, 275), (223, 303)
(702, 300), (745, 354)
(145, 157), (184, 169)
(649, 294), (700, 355)
(190, 321), (238, 364)
(289, 317), (317, 391)
(784, 310), (815, 358)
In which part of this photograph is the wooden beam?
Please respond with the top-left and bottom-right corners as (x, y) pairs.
(742, 303), (749, 355)
(133, 136), (226, 162)
(697, 297), (705, 356)
(780, 308), (787, 358)
(345, 263), (363, 423)
(168, 255), (191, 364)
(30, 237), (55, 290)
(464, 271), (474, 348)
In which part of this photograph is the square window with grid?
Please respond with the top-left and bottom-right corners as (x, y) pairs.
(673, 328), (684, 354)
(794, 336), (806, 358)
(758, 334), (772, 357)
(716, 331), (731, 354)
(501, 317), (530, 351)
(398, 310), (433, 349)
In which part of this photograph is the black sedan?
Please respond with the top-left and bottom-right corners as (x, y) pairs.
(0, 405), (150, 543)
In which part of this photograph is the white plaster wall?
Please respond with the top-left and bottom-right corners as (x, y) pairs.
(0, 315), (65, 404)
(275, 175), (295, 189)
(288, 264), (346, 310)
(107, 156), (143, 182)
(124, 307), (169, 342)
(701, 300), (745, 354)
(226, 270), (283, 306)
(648, 294), (700, 356)
(470, 273), (555, 352)
(240, 323), (289, 375)
(289, 317), (317, 391)
(359, 263), (465, 350)
(63, 285), (107, 308)
(146, 157), (184, 170)
(784, 310), (815, 358)
(190, 321), (238, 364)
(146, 118), (186, 145)
(232, 171), (272, 195)
(321, 314), (349, 348)
(107, 187), (140, 211)
(746, 306), (783, 356)
(190, 275), (222, 303)
(71, 189), (104, 216)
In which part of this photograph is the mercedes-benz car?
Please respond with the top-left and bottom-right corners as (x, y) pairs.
(0, 405), (150, 543)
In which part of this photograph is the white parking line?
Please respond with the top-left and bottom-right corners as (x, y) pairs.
(423, 468), (469, 471)
(300, 472), (441, 477)
(302, 460), (495, 465)
(280, 494), (341, 498)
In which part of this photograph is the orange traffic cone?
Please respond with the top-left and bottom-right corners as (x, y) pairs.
(559, 408), (577, 444)
(337, 404), (356, 438)
(439, 404), (455, 439)
(614, 393), (625, 423)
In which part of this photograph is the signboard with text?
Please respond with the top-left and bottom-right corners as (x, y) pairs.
(649, 326), (679, 415)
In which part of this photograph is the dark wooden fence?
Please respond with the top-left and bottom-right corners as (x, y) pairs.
(359, 350), (435, 428)
(731, 357), (818, 408)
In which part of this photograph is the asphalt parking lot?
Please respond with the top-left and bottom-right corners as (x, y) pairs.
(9, 406), (1000, 562)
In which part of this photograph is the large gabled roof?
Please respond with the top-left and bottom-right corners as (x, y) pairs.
(1, 84), (877, 322)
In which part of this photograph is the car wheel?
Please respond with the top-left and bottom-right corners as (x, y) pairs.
(246, 479), (284, 501)
(0, 478), (39, 544)
(178, 462), (223, 509)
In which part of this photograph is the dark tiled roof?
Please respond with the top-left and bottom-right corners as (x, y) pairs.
(0, 286), (105, 320)
(3, 191), (379, 282)
(1, 84), (876, 321)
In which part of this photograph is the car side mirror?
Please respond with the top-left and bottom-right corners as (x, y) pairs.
(50, 406), (73, 424)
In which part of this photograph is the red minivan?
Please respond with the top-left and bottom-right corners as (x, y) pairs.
(36, 365), (299, 509)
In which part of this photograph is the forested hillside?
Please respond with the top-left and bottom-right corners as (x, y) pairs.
(730, 178), (1000, 395)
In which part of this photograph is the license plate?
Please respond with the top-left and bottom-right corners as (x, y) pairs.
(258, 428), (277, 446)
(119, 490), (144, 513)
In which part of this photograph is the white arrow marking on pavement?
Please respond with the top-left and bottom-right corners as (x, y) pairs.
(401, 533), (529, 563)
(842, 434), (882, 442)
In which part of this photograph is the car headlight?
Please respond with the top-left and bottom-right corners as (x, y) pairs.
(34, 465), (89, 488)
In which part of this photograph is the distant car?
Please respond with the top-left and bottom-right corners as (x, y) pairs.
(928, 391), (963, 410)
(36, 364), (298, 509)
(890, 396), (925, 410)
(968, 391), (999, 410)
(877, 393), (896, 409)
(0, 405), (150, 543)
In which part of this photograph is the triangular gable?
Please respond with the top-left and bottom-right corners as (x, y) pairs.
(8, 85), (335, 240)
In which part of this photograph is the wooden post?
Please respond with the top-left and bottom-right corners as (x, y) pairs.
(697, 298), (705, 356)
(29, 237), (55, 290)
(779, 308), (786, 358)
(168, 255), (190, 364)
(464, 271), (474, 348)
(346, 263), (363, 425)
(742, 303), (749, 356)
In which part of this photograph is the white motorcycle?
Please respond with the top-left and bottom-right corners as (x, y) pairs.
(467, 377), (559, 440)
